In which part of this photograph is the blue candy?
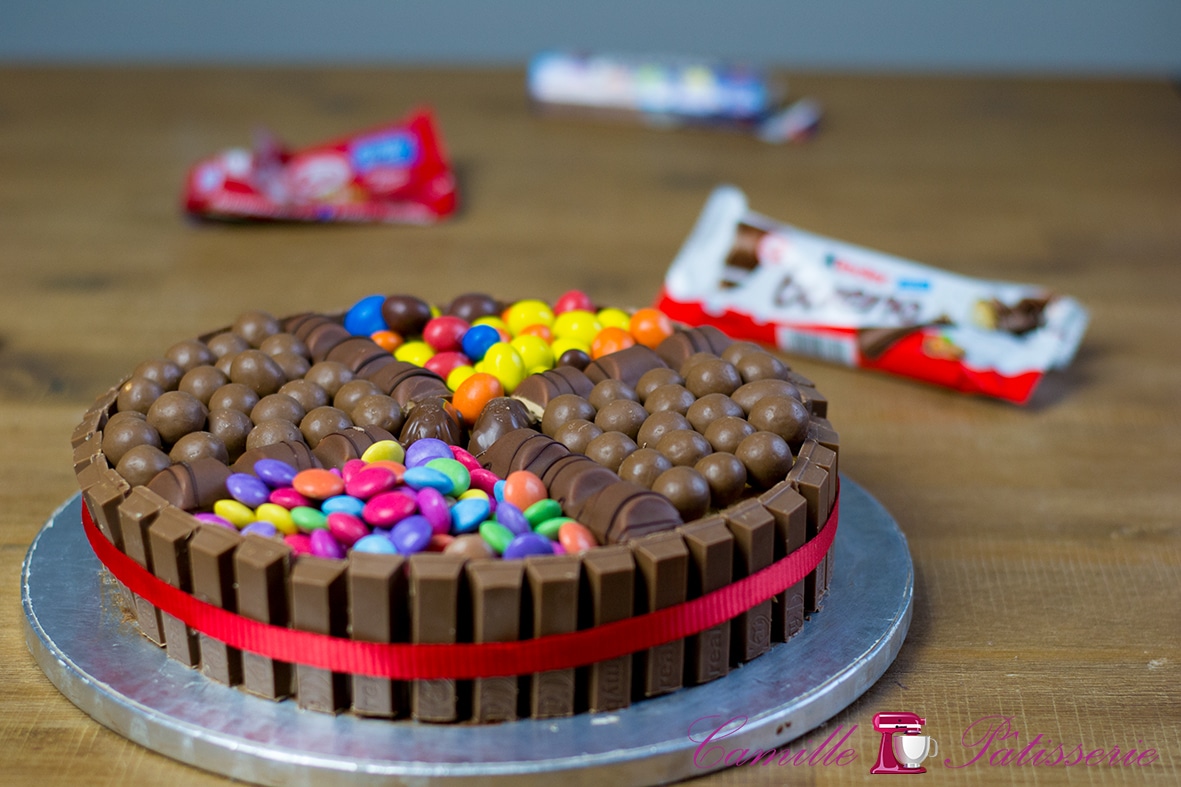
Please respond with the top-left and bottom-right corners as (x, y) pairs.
(503, 532), (555, 559)
(461, 324), (501, 362)
(226, 472), (271, 508)
(352, 533), (398, 554)
(402, 466), (454, 493)
(321, 494), (366, 517)
(451, 497), (491, 534)
(390, 515), (432, 554)
(494, 500), (530, 535)
(343, 294), (388, 336)
(253, 458), (298, 488)
(493, 479), (506, 502)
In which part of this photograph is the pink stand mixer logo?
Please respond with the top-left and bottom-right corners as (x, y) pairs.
(871, 712), (938, 774)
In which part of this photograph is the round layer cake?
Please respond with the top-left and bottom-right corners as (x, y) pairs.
(71, 291), (839, 723)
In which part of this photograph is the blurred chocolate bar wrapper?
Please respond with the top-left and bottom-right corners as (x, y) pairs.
(657, 186), (1089, 404)
(528, 51), (820, 143)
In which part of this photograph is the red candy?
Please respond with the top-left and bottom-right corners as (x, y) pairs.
(424, 350), (471, 379)
(502, 470), (547, 511)
(292, 468), (346, 500)
(554, 289), (595, 315)
(422, 315), (470, 352)
(284, 533), (314, 556)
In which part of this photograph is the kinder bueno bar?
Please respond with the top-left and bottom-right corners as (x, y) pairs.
(184, 109), (457, 224)
(657, 187), (1089, 404)
(528, 51), (820, 144)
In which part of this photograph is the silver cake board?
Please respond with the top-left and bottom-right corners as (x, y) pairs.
(22, 476), (913, 786)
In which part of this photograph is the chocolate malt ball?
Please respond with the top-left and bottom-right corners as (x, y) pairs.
(101, 414), (162, 466)
(635, 367), (684, 402)
(720, 340), (765, 369)
(594, 399), (649, 441)
(115, 443), (172, 488)
(334, 379), (383, 414)
(229, 349), (287, 397)
(644, 383), (695, 416)
(132, 358), (183, 392)
(704, 415), (756, 454)
(214, 352), (236, 378)
(734, 350), (790, 383)
(232, 310), (281, 348)
(542, 394), (596, 437)
(246, 419), (306, 451)
(259, 332), (310, 359)
(747, 395), (811, 445)
(635, 410), (692, 449)
(300, 406), (354, 449)
(179, 365), (229, 406)
(169, 431), (229, 465)
(116, 376), (163, 415)
(552, 418), (604, 455)
(617, 447), (673, 489)
(684, 358), (743, 398)
(584, 431), (638, 472)
(351, 394), (404, 435)
(165, 339), (216, 372)
(556, 348), (592, 371)
(278, 378), (330, 412)
(736, 431), (794, 489)
(250, 393), (306, 427)
(685, 393), (745, 434)
(656, 429), (713, 468)
(651, 466), (711, 522)
(206, 331), (250, 359)
(146, 390), (208, 445)
(694, 452), (748, 508)
(304, 361), (354, 399)
(732, 379), (802, 415)
(207, 408), (254, 461)
(588, 378), (639, 410)
(270, 351), (311, 382)
(208, 382), (260, 415)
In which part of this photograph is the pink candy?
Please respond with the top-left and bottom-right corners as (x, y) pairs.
(270, 487), (311, 509)
(362, 490), (417, 527)
(345, 465), (399, 499)
(327, 511), (369, 547)
(469, 468), (500, 495)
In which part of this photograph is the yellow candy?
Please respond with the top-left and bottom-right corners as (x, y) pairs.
(213, 499), (256, 528)
(504, 299), (556, 336)
(510, 334), (555, 374)
(596, 307), (631, 331)
(459, 488), (490, 502)
(446, 364), (477, 391)
(255, 502), (297, 535)
(429, 303), (441, 318)
(550, 335), (591, 360)
(476, 342), (526, 393)
(394, 340), (435, 366)
(361, 439), (406, 464)
(552, 309), (601, 344)
(472, 315), (510, 337)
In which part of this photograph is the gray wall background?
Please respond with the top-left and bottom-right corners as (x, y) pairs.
(2, 1), (1178, 76)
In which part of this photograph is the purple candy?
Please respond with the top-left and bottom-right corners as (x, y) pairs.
(254, 458), (298, 487)
(494, 500), (530, 535)
(345, 465), (399, 500)
(405, 438), (451, 468)
(241, 520), (278, 539)
(551, 540), (566, 555)
(503, 532), (555, 559)
(193, 512), (235, 529)
(269, 487), (311, 509)
(416, 487), (452, 535)
(226, 472), (271, 508)
(390, 515), (432, 554)
(362, 490), (417, 527)
(310, 528), (345, 559)
(327, 511), (370, 547)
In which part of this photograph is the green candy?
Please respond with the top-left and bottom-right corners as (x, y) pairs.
(523, 498), (563, 526)
(426, 457), (471, 496)
(533, 515), (574, 539)
(478, 520), (514, 555)
(291, 505), (328, 531)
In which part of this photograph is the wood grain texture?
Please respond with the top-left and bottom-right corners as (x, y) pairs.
(1, 67), (1179, 785)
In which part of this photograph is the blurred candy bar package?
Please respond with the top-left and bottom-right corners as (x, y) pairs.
(184, 108), (457, 224)
(657, 186), (1089, 404)
(528, 51), (820, 143)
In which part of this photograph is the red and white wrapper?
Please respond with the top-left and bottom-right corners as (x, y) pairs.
(657, 186), (1089, 404)
(183, 108), (457, 224)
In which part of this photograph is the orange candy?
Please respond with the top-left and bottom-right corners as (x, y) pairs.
(502, 470), (548, 511)
(370, 329), (404, 353)
(590, 326), (636, 360)
(518, 323), (554, 343)
(558, 521), (598, 554)
(292, 468), (346, 500)
(628, 308), (674, 349)
(364, 460), (406, 484)
(452, 372), (504, 425)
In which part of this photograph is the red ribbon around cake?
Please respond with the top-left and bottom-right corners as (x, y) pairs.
(83, 498), (838, 680)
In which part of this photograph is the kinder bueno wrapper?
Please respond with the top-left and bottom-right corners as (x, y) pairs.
(657, 187), (1089, 404)
(184, 109), (457, 224)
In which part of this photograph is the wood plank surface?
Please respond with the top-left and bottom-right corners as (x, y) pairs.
(1, 67), (1178, 785)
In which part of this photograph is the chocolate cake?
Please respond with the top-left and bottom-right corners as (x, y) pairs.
(71, 292), (839, 722)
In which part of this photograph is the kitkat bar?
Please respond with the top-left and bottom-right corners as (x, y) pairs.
(658, 186), (1089, 404)
(467, 560), (525, 722)
(721, 499), (774, 663)
(80, 464), (129, 551)
(147, 508), (201, 667)
(348, 552), (408, 718)
(678, 516), (733, 684)
(408, 554), (467, 722)
(524, 555), (580, 718)
(235, 535), (294, 700)
(116, 487), (171, 645)
(292, 556), (350, 713)
(788, 458), (832, 611)
(579, 545), (635, 712)
(189, 524), (245, 685)
(630, 531), (689, 698)
(183, 109), (458, 225)
(758, 482), (808, 641)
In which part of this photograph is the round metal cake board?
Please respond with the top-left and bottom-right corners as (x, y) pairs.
(23, 477), (913, 786)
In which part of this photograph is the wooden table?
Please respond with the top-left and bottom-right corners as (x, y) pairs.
(1, 67), (1178, 785)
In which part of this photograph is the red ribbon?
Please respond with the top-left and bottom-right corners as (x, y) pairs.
(83, 497), (837, 680)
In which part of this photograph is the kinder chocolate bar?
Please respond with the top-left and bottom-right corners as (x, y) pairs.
(184, 108), (457, 224)
(657, 186), (1089, 404)
(528, 51), (820, 143)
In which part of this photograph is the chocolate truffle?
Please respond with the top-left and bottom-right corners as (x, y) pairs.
(588, 379), (639, 410)
(635, 368), (684, 402)
(351, 394), (404, 435)
(400, 398), (463, 446)
(685, 393), (745, 434)
(382, 295), (433, 336)
(246, 419), (306, 451)
(552, 419), (604, 454)
(704, 415), (757, 454)
(732, 379), (802, 414)
(116, 376), (164, 415)
(229, 350), (287, 397)
(300, 406), (354, 448)
(446, 293), (501, 323)
(468, 397), (534, 456)
(207, 408), (253, 461)
(250, 393), (307, 426)
(169, 431), (229, 464)
(278, 379), (330, 412)
(651, 467), (711, 522)
(593, 399), (649, 441)
(114, 443), (172, 487)
(146, 390), (209, 445)
(179, 365), (229, 406)
(584, 432), (638, 473)
(165, 339), (216, 372)
(655, 429), (713, 468)
(232, 310), (281, 348)
(208, 382), (260, 415)
(556, 348), (592, 370)
(133, 358), (183, 392)
(643, 384), (695, 416)
(305, 361), (354, 398)
(736, 431), (794, 489)
(101, 414), (162, 466)
(683, 358), (743, 398)
(541, 394), (597, 437)
(694, 452), (748, 508)
(635, 411), (693, 449)
(206, 331), (250, 359)
(747, 395), (811, 445)
(617, 448), (673, 489)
